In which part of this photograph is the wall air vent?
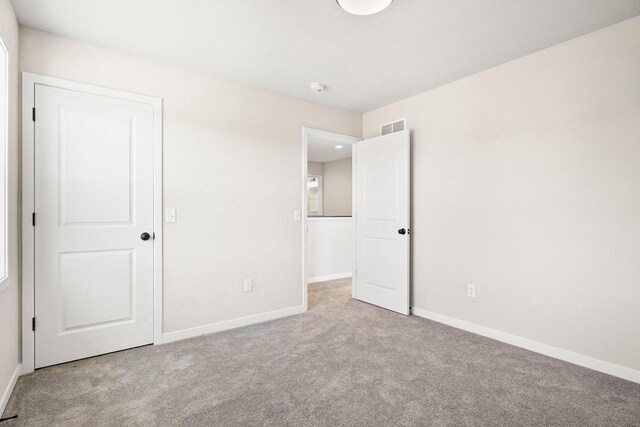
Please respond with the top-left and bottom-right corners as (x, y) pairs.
(380, 118), (406, 136)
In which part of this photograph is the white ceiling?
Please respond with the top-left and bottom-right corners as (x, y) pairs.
(11, 0), (640, 112)
(308, 135), (353, 163)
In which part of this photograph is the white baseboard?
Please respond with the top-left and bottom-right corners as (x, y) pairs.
(411, 307), (640, 384)
(307, 272), (352, 284)
(161, 305), (305, 344)
(0, 364), (22, 417)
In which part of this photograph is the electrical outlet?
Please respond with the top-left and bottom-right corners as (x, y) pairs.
(244, 279), (253, 292)
(467, 284), (476, 298)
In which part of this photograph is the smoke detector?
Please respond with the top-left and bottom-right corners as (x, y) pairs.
(310, 82), (327, 92)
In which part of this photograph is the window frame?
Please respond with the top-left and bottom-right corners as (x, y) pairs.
(0, 33), (9, 292)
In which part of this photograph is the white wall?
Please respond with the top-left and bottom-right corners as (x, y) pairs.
(323, 157), (352, 216)
(363, 17), (640, 372)
(307, 161), (324, 176)
(0, 0), (20, 414)
(307, 217), (353, 282)
(19, 27), (361, 335)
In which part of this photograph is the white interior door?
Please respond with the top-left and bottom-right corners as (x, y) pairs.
(34, 84), (155, 368)
(355, 130), (410, 315)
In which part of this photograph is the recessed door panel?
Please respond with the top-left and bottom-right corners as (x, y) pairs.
(363, 153), (398, 221)
(61, 249), (134, 331)
(60, 109), (133, 226)
(362, 237), (399, 291)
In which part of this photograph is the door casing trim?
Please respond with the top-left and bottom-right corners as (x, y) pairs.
(21, 73), (163, 373)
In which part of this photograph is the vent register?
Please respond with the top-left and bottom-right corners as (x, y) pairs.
(380, 118), (406, 136)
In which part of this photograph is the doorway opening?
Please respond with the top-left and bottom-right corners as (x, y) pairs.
(301, 128), (360, 310)
(301, 127), (412, 315)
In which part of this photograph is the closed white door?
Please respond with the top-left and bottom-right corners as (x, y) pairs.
(34, 84), (155, 368)
(355, 130), (410, 315)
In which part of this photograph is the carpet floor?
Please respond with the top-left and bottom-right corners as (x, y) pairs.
(3, 278), (640, 426)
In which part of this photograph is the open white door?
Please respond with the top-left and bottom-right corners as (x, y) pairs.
(33, 84), (155, 368)
(354, 130), (410, 315)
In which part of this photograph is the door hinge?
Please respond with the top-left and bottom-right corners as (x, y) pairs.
(32, 212), (36, 226)
(32, 107), (36, 122)
(32, 317), (36, 331)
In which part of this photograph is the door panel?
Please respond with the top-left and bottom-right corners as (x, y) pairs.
(355, 130), (410, 315)
(60, 249), (134, 330)
(60, 109), (133, 225)
(35, 84), (154, 368)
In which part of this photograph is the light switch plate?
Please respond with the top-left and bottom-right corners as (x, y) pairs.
(166, 208), (177, 223)
(294, 209), (301, 221)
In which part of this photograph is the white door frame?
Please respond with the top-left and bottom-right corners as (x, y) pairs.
(301, 127), (360, 311)
(21, 73), (163, 374)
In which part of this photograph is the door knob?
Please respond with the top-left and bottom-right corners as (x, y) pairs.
(140, 232), (151, 241)
(398, 228), (407, 235)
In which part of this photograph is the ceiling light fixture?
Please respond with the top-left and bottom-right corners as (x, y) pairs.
(335, 145), (344, 149)
(337, 0), (393, 15)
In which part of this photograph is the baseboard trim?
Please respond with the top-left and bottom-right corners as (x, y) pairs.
(411, 307), (640, 384)
(0, 364), (22, 417)
(307, 272), (352, 284)
(161, 305), (306, 344)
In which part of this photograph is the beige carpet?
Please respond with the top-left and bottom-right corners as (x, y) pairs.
(3, 278), (640, 426)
